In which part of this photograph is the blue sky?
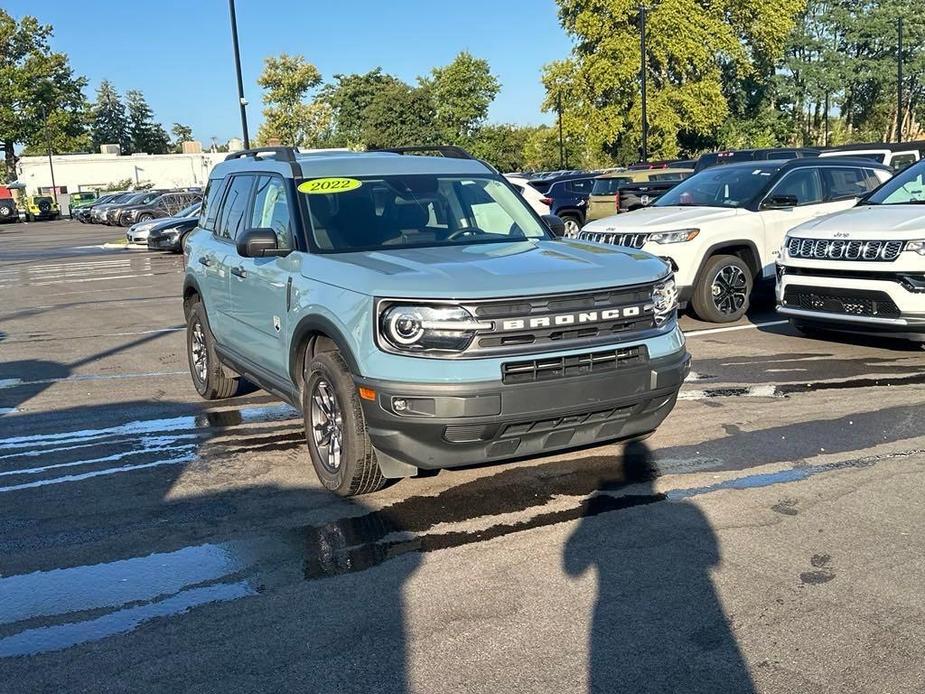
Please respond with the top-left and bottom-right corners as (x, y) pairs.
(9, 0), (574, 145)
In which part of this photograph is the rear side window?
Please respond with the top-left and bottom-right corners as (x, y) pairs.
(822, 167), (875, 201)
(200, 178), (225, 231)
(567, 179), (595, 194)
(591, 177), (631, 195)
(891, 153), (917, 170)
(215, 176), (254, 240)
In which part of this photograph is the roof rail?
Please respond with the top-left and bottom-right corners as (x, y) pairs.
(374, 145), (476, 160)
(224, 146), (298, 162)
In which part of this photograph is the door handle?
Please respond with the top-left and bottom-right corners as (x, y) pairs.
(198, 256), (211, 267)
(230, 266), (247, 279)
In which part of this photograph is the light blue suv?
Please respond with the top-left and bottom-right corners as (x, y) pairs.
(183, 146), (690, 495)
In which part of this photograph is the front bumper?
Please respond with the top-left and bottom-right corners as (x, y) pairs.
(147, 233), (180, 251)
(357, 348), (690, 475)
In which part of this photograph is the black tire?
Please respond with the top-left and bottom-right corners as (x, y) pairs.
(303, 350), (386, 496)
(186, 301), (237, 400)
(560, 213), (583, 238)
(138, 213), (154, 222)
(691, 254), (753, 323)
(25, 213), (33, 223)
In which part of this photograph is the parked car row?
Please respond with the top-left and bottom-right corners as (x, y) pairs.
(78, 189), (202, 227)
(127, 202), (202, 253)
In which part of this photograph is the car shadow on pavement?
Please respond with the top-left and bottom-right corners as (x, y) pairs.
(563, 440), (755, 694)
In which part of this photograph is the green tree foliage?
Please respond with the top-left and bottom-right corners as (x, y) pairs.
(0, 10), (87, 181)
(542, 0), (804, 162)
(171, 122), (194, 152)
(424, 52), (500, 142)
(90, 80), (130, 153)
(360, 82), (440, 149)
(126, 89), (169, 154)
(255, 53), (333, 148)
(319, 68), (404, 147)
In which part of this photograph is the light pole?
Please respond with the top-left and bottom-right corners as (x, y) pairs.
(228, 0), (250, 149)
(557, 93), (565, 169)
(639, 5), (648, 163)
(897, 16), (904, 143)
(40, 106), (57, 198)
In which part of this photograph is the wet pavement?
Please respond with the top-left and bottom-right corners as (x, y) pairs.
(1, 220), (924, 693)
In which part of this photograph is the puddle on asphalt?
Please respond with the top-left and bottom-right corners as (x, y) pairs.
(0, 447), (902, 658)
(681, 371), (925, 400)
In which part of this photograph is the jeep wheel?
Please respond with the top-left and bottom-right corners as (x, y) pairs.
(691, 254), (753, 323)
(186, 301), (237, 399)
(303, 350), (386, 496)
(560, 213), (582, 238)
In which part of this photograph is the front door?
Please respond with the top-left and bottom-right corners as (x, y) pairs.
(227, 175), (296, 378)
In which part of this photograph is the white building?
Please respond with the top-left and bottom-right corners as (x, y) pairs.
(17, 151), (229, 195)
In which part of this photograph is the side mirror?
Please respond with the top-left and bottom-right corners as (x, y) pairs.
(542, 214), (566, 237)
(237, 228), (289, 257)
(763, 194), (799, 209)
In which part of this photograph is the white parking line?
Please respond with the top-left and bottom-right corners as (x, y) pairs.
(684, 320), (788, 337)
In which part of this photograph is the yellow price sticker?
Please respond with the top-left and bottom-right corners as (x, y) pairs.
(298, 178), (362, 195)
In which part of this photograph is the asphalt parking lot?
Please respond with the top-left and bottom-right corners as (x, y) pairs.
(1, 219), (924, 693)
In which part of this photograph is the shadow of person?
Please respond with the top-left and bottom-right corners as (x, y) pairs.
(564, 440), (755, 694)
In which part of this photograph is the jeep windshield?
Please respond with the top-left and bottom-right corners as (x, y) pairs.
(301, 175), (550, 252)
(862, 161), (925, 205)
(656, 164), (780, 208)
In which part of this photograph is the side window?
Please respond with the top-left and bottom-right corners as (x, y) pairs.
(862, 169), (884, 191)
(201, 179), (224, 231)
(768, 168), (823, 206)
(822, 167), (871, 201)
(215, 176), (254, 240)
(568, 179), (595, 194)
(249, 175), (292, 250)
(891, 153), (917, 171)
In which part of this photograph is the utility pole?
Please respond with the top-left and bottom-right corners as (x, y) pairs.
(640, 5), (648, 163)
(824, 92), (830, 148)
(896, 16), (903, 143)
(557, 93), (565, 169)
(228, 0), (250, 149)
(41, 106), (57, 198)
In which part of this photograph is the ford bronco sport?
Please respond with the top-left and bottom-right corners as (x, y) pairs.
(183, 146), (690, 495)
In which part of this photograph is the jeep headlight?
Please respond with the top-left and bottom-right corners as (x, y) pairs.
(651, 276), (678, 325)
(380, 304), (490, 353)
(905, 240), (925, 255)
(648, 228), (699, 244)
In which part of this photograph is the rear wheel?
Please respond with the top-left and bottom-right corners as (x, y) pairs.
(560, 213), (582, 238)
(691, 254), (753, 323)
(303, 350), (386, 496)
(186, 301), (237, 399)
(138, 213), (154, 222)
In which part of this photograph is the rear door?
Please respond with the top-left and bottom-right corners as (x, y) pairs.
(226, 174), (296, 377)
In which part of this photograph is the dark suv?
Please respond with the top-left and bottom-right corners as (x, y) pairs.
(105, 190), (169, 225)
(694, 148), (820, 172)
(540, 177), (597, 237)
(120, 191), (202, 226)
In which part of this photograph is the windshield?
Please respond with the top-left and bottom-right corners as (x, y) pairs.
(591, 177), (632, 195)
(110, 193), (134, 203)
(863, 160), (925, 204)
(178, 203), (200, 217)
(301, 175), (549, 252)
(656, 165), (779, 208)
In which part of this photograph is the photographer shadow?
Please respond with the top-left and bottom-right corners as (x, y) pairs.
(564, 440), (755, 694)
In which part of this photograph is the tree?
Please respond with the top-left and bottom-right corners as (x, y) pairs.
(90, 80), (130, 153)
(542, 0), (804, 163)
(468, 124), (531, 171)
(360, 82), (441, 149)
(0, 10), (88, 181)
(319, 68), (404, 147)
(255, 53), (333, 148)
(425, 52), (500, 143)
(126, 89), (169, 154)
(171, 122), (194, 152)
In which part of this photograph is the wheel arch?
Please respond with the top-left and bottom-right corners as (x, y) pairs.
(182, 276), (203, 318)
(692, 241), (762, 290)
(289, 315), (362, 388)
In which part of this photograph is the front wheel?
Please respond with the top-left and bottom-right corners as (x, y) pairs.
(186, 301), (237, 399)
(303, 350), (386, 496)
(560, 213), (582, 238)
(691, 254), (753, 323)
(138, 213), (154, 223)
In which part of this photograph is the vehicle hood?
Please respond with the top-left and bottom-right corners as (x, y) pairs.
(149, 217), (195, 236)
(310, 239), (670, 299)
(788, 204), (925, 239)
(582, 205), (743, 232)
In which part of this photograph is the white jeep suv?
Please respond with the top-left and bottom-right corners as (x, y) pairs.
(777, 159), (925, 342)
(579, 158), (892, 322)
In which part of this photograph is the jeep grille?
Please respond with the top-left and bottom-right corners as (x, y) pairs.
(788, 237), (905, 262)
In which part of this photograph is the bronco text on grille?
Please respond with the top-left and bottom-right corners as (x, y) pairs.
(788, 237), (905, 262)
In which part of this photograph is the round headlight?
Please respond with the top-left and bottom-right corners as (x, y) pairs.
(387, 310), (425, 345)
(652, 276), (678, 324)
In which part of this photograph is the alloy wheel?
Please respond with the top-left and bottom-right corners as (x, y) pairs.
(563, 218), (581, 237)
(310, 379), (343, 473)
(191, 320), (208, 383)
(711, 265), (748, 315)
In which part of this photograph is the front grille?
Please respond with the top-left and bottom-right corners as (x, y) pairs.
(788, 237), (905, 262)
(783, 286), (900, 318)
(578, 230), (649, 248)
(501, 345), (645, 384)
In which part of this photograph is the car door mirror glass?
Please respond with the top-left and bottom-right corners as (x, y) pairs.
(763, 194), (799, 209)
(237, 228), (290, 257)
(541, 214), (566, 237)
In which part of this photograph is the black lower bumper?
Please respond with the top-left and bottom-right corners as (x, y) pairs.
(357, 349), (691, 475)
(147, 235), (180, 251)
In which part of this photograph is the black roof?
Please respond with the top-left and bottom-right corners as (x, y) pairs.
(715, 157), (892, 172)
